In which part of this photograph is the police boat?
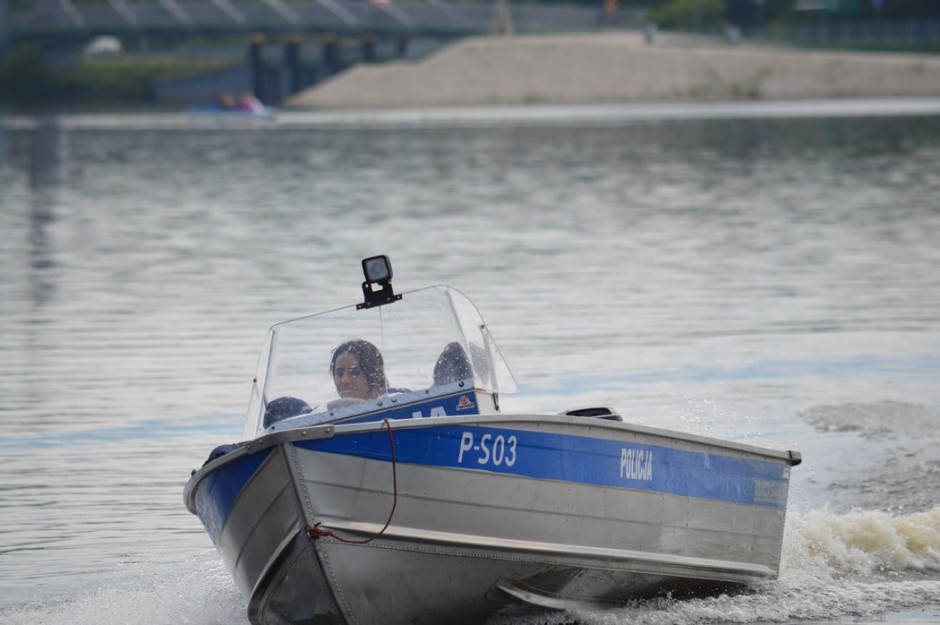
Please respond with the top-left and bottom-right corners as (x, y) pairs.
(184, 255), (802, 625)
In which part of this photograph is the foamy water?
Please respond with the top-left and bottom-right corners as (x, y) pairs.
(4, 507), (939, 625)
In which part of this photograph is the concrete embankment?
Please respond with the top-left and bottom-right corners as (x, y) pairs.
(287, 32), (940, 109)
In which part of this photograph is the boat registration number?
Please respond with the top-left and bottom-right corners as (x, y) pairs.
(457, 431), (517, 468)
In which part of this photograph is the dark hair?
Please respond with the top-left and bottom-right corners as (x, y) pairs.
(433, 342), (473, 386)
(330, 339), (387, 399)
(263, 396), (312, 428)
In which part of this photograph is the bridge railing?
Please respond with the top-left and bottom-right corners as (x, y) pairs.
(8, 0), (633, 38)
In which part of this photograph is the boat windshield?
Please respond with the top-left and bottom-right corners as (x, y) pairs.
(243, 286), (517, 438)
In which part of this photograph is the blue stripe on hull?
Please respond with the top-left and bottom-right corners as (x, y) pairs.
(194, 449), (272, 544)
(188, 391), (478, 542)
(296, 424), (789, 507)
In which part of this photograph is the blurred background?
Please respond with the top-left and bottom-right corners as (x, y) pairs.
(2, 0), (939, 109)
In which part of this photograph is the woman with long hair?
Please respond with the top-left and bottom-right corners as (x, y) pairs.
(330, 339), (387, 400)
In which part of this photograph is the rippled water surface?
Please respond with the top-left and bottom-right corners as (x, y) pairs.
(1, 102), (939, 624)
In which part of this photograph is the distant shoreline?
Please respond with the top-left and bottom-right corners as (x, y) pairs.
(288, 32), (940, 110)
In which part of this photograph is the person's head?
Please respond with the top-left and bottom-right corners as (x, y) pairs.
(330, 340), (386, 400)
(433, 342), (473, 386)
(263, 396), (312, 428)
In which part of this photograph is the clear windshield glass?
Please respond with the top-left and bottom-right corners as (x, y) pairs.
(243, 286), (517, 439)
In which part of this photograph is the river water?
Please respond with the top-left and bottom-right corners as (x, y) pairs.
(1, 100), (939, 624)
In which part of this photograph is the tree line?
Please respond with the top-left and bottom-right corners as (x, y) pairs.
(547, 0), (940, 29)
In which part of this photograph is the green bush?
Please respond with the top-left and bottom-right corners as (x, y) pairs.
(648, 0), (728, 32)
(0, 44), (65, 103)
(62, 57), (231, 103)
(1, 50), (236, 106)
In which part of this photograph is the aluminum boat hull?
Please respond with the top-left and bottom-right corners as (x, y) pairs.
(185, 413), (799, 625)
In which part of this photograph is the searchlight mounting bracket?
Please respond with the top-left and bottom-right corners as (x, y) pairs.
(357, 255), (402, 310)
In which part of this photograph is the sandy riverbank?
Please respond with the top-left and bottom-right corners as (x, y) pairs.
(287, 31), (940, 109)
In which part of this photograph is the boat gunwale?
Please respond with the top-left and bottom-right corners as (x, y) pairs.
(325, 413), (802, 465)
(185, 412), (800, 513)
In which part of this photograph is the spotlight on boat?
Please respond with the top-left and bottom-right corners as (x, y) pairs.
(358, 255), (402, 310)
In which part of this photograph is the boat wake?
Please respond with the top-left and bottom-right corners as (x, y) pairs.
(2, 508), (938, 625)
(783, 506), (940, 577)
(489, 506), (940, 625)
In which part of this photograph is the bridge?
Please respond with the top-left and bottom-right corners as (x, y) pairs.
(0, 0), (640, 104)
(2, 0), (635, 46)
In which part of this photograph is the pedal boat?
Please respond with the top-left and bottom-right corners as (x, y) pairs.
(184, 256), (801, 625)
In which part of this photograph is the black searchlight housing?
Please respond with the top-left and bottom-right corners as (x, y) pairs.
(358, 255), (402, 310)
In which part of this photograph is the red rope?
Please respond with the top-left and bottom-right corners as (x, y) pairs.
(306, 418), (398, 545)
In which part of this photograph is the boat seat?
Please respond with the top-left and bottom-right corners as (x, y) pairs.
(326, 397), (364, 410)
(199, 442), (247, 469)
(560, 406), (623, 422)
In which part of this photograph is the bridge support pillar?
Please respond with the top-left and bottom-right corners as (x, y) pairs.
(361, 34), (377, 63)
(396, 35), (410, 58)
(322, 33), (341, 78)
(248, 33), (267, 101)
(0, 0), (10, 61)
(284, 34), (302, 95)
